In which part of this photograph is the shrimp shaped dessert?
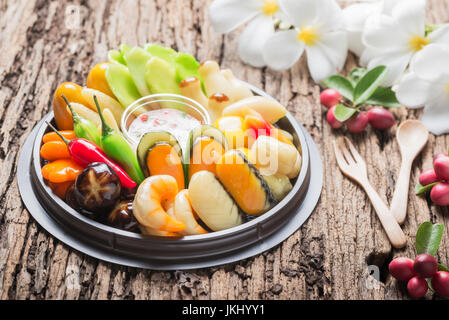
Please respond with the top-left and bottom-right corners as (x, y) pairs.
(133, 175), (186, 233)
(174, 190), (208, 235)
(139, 225), (180, 237)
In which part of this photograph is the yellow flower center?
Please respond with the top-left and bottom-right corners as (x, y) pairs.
(262, 0), (278, 16)
(446, 83), (449, 94)
(298, 27), (320, 45)
(409, 35), (430, 52)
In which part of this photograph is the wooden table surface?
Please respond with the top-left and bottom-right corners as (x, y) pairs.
(1, 0), (448, 300)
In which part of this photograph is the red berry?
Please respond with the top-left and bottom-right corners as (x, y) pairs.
(320, 89), (342, 108)
(431, 271), (449, 297)
(326, 106), (343, 129)
(389, 257), (415, 281)
(414, 253), (438, 278)
(430, 182), (449, 206)
(407, 276), (428, 298)
(434, 152), (448, 162)
(419, 168), (439, 186)
(434, 155), (449, 181)
(367, 107), (395, 130)
(346, 112), (368, 133)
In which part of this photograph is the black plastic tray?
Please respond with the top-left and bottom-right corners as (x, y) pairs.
(18, 118), (322, 270)
(17, 92), (323, 270)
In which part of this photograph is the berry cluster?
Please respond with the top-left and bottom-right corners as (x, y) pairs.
(389, 254), (449, 298)
(418, 153), (449, 206)
(320, 88), (395, 133)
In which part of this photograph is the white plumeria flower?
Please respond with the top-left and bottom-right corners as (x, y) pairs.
(342, 0), (383, 57)
(209, 0), (285, 67)
(342, 0), (405, 58)
(342, 0), (414, 65)
(362, 0), (449, 87)
(262, 0), (347, 82)
(396, 44), (449, 135)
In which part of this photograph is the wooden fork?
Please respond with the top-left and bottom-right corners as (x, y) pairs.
(333, 137), (407, 249)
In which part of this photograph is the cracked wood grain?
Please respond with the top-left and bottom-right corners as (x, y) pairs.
(0, 0), (448, 300)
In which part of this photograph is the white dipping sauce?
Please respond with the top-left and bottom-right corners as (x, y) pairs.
(128, 108), (201, 149)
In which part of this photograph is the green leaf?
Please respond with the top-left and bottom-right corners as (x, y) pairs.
(353, 66), (388, 106)
(349, 67), (367, 86)
(415, 182), (438, 195)
(425, 24), (440, 37)
(415, 222), (444, 256)
(322, 75), (354, 101)
(438, 264), (449, 272)
(334, 104), (357, 122)
(365, 87), (401, 108)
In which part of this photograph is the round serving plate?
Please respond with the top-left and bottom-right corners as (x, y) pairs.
(17, 86), (323, 270)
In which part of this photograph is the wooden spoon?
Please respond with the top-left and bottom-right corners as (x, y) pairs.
(390, 120), (429, 224)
